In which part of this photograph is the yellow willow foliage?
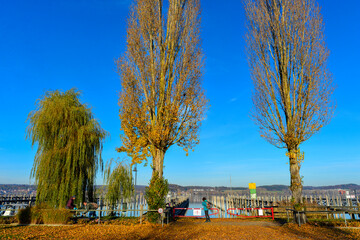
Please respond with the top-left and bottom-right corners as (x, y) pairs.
(117, 0), (208, 176)
(27, 89), (107, 208)
(104, 159), (134, 208)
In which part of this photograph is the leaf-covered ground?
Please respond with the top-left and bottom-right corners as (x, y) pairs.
(1, 218), (359, 239)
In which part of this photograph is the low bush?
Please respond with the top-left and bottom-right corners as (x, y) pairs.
(17, 206), (32, 224)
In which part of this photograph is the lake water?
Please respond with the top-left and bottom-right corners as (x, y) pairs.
(185, 202), (219, 218)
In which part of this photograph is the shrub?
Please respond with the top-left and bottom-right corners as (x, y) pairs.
(17, 206), (32, 224)
(145, 174), (168, 223)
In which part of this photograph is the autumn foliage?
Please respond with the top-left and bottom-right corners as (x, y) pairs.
(117, 0), (207, 179)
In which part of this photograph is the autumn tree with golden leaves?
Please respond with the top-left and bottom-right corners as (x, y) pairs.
(117, 0), (207, 181)
(244, 0), (335, 206)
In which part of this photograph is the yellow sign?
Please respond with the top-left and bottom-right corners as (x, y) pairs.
(249, 183), (256, 189)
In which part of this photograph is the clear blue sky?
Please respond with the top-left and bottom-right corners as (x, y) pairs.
(0, 0), (359, 187)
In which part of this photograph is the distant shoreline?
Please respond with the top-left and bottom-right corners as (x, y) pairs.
(1, 183), (359, 192)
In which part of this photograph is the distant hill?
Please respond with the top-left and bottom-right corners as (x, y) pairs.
(257, 185), (290, 191)
(168, 183), (360, 192)
(303, 184), (360, 190)
(168, 184), (360, 192)
(168, 184), (247, 191)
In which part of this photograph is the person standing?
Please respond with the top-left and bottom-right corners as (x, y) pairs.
(83, 202), (98, 218)
(202, 197), (211, 222)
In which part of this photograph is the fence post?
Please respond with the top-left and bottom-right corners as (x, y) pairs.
(357, 198), (360, 219)
(140, 204), (143, 224)
(332, 196), (337, 219)
(161, 213), (164, 227)
(349, 198), (355, 220)
(326, 195), (330, 219)
(98, 210), (101, 224)
(221, 196), (225, 218)
(286, 209), (289, 222)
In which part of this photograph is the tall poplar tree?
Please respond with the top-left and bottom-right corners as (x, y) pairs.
(117, 0), (207, 180)
(27, 89), (107, 208)
(244, 0), (335, 206)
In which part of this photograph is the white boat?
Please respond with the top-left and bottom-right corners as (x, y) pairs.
(1, 204), (29, 216)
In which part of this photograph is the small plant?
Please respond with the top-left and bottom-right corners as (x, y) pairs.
(290, 197), (304, 211)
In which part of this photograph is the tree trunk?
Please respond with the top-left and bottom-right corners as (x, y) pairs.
(289, 148), (307, 225)
(293, 211), (307, 226)
(289, 154), (302, 203)
(87, 182), (94, 202)
(152, 148), (165, 179)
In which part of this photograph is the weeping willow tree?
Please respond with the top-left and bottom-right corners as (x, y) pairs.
(104, 159), (134, 211)
(27, 89), (107, 208)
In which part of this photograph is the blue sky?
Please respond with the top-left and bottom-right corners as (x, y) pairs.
(0, 0), (359, 187)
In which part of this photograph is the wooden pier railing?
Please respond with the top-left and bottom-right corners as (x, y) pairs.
(209, 195), (360, 220)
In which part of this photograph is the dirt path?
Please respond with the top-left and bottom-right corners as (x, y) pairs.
(179, 219), (282, 227)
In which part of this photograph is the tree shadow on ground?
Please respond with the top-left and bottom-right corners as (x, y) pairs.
(281, 223), (357, 240)
(273, 217), (289, 225)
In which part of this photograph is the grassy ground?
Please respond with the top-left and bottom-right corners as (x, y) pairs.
(1, 218), (360, 239)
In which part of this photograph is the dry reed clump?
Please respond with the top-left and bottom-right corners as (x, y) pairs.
(17, 203), (73, 224)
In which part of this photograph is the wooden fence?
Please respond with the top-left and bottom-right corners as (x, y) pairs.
(209, 195), (360, 220)
(2, 194), (359, 221)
